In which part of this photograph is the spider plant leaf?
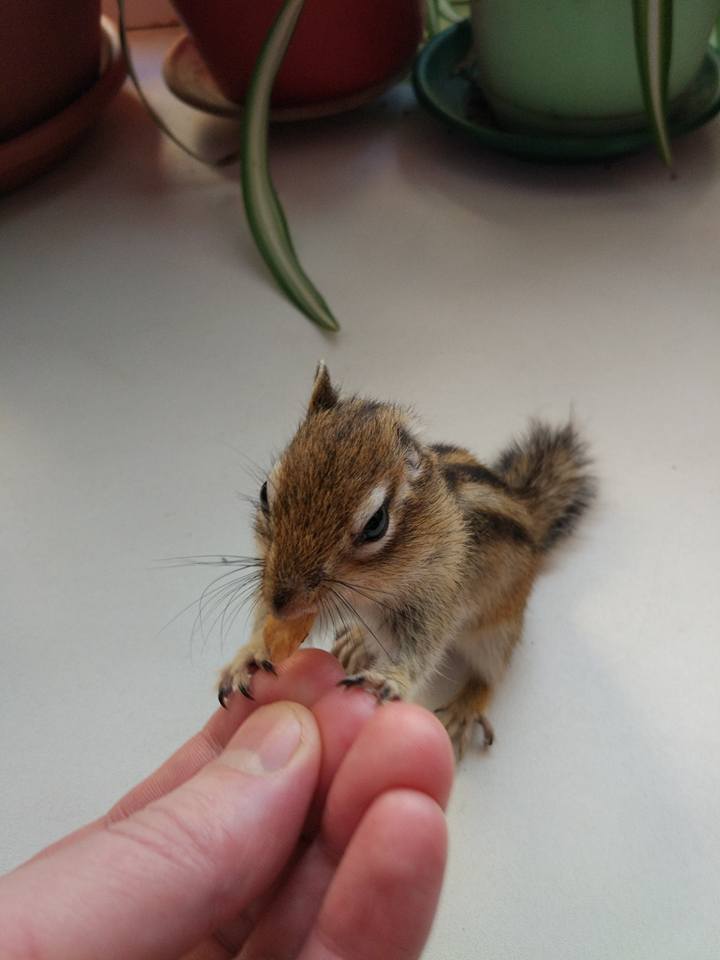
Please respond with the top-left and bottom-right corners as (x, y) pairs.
(632, 0), (674, 169)
(437, 0), (462, 24)
(425, 0), (441, 37)
(242, 0), (339, 332)
(117, 0), (237, 165)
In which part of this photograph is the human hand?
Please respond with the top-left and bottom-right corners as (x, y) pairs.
(1, 650), (454, 959)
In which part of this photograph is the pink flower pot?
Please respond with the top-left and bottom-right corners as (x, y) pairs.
(170, 0), (423, 107)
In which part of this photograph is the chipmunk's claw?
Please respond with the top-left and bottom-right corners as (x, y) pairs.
(218, 652), (269, 706)
(339, 672), (402, 703)
(435, 704), (494, 757)
(476, 713), (494, 747)
(260, 659), (278, 676)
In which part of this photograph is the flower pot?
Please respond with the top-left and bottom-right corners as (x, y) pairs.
(0, 18), (126, 194)
(0, 0), (102, 142)
(170, 0), (423, 108)
(470, 0), (720, 135)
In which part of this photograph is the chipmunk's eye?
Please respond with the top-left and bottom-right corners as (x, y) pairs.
(360, 501), (389, 543)
(260, 481), (269, 514)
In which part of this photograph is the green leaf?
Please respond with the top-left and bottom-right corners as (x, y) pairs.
(632, 0), (674, 169)
(242, 0), (339, 332)
(117, 0), (236, 166)
(436, 0), (462, 24)
(425, 0), (441, 38)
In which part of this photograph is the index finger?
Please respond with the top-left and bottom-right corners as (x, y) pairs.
(31, 649), (344, 863)
(108, 650), (345, 823)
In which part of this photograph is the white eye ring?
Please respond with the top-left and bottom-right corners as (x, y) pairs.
(354, 485), (387, 535)
(358, 501), (390, 543)
(353, 485), (396, 557)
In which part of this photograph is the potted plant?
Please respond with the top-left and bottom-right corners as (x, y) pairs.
(0, 0), (126, 192)
(237, 0), (720, 328)
(119, 0), (720, 332)
(199, 0), (425, 332)
(170, 0), (423, 109)
(468, 0), (720, 165)
(118, 0), (423, 331)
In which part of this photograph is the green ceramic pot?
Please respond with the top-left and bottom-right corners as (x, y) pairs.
(470, 0), (720, 134)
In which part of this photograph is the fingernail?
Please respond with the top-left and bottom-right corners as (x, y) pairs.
(223, 703), (303, 774)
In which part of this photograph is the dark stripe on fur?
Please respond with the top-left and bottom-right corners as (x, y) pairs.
(385, 600), (428, 640)
(467, 511), (535, 547)
(441, 462), (508, 493)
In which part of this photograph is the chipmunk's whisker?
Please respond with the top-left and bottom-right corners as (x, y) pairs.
(328, 576), (398, 604)
(326, 577), (396, 616)
(317, 595), (332, 636)
(157, 554), (264, 569)
(205, 578), (261, 635)
(232, 450), (270, 487)
(157, 565), (260, 638)
(327, 586), (392, 662)
(235, 591), (264, 647)
(319, 594), (344, 644)
(192, 569), (263, 649)
(237, 494), (261, 509)
(218, 580), (260, 647)
(199, 575), (261, 610)
(325, 591), (352, 646)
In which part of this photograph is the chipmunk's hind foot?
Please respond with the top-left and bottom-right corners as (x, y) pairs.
(436, 677), (494, 760)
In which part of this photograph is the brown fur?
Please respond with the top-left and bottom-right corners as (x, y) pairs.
(219, 365), (595, 758)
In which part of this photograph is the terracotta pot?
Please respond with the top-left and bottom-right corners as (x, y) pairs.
(0, 0), (101, 142)
(170, 0), (423, 107)
(0, 18), (126, 194)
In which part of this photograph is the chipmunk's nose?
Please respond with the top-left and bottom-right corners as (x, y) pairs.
(271, 570), (324, 618)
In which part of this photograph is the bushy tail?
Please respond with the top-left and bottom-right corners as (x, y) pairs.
(493, 421), (595, 552)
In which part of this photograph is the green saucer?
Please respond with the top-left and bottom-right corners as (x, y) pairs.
(412, 21), (720, 162)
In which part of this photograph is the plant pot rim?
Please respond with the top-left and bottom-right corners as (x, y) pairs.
(162, 32), (414, 122)
(413, 21), (720, 162)
(0, 16), (126, 193)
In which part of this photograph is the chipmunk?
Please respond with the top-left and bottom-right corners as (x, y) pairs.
(218, 364), (595, 757)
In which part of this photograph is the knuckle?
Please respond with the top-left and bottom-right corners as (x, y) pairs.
(109, 797), (216, 878)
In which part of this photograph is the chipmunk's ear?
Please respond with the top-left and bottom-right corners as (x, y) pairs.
(308, 361), (339, 414)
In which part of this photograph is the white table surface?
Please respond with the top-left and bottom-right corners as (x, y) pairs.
(2, 26), (719, 960)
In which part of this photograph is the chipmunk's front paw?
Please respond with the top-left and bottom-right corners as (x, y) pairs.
(331, 627), (373, 675)
(218, 651), (277, 708)
(339, 670), (403, 703)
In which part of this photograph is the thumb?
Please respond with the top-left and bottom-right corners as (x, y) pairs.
(2, 702), (320, 960)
